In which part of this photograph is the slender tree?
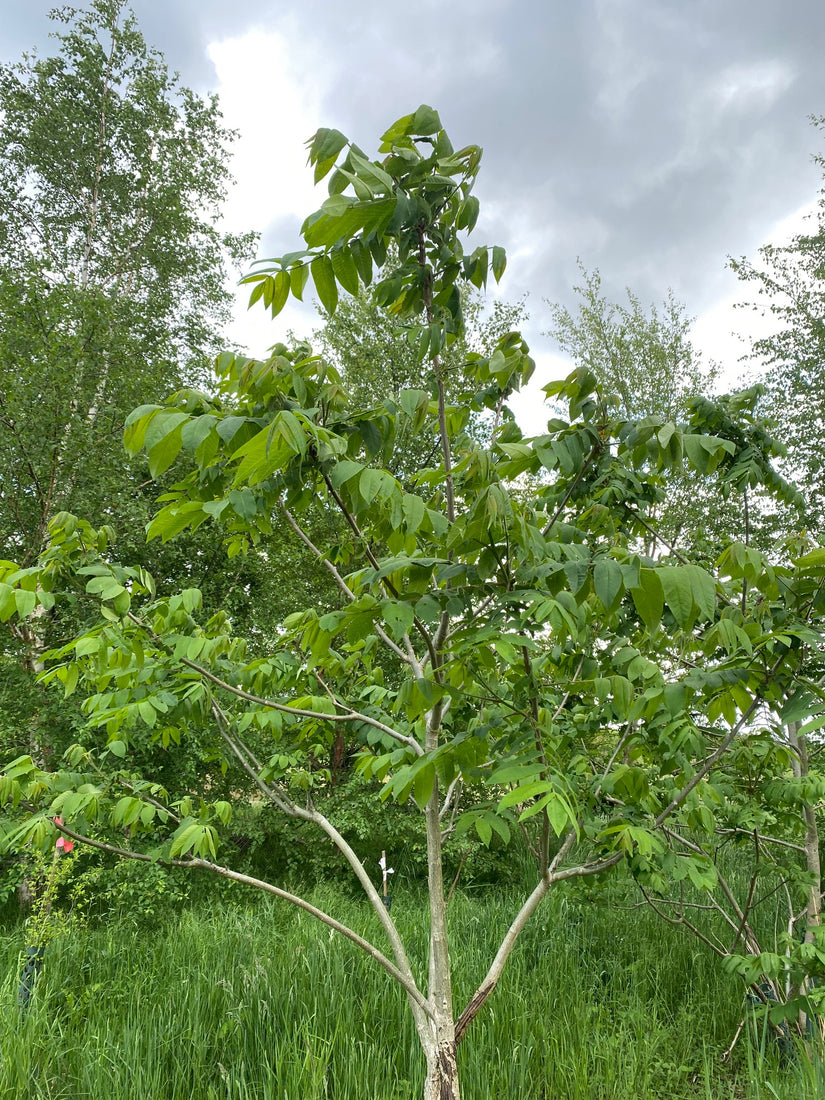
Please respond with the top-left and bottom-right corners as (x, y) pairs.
(0, 0), (254, 775)
(0, 0), (254, 571)
(2, 107), (824, 1098)
(731, 116), (825, 538)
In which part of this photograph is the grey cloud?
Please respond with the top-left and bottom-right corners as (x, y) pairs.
(3, 0), (825, 363)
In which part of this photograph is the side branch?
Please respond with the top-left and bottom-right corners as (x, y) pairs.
(53, 822), (434, 1020)
(184, 656), (423, 753)
(654, 655), (786, 829)
(208, 702), (430, 1039)
(125, 611), (422, 755)
(454, 838), (621, 1042)
(280, 504), (416, 670)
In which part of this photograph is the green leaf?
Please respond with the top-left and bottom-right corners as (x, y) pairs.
(329, 459), (363, 489)
(180, 415), (216, 453)
(411, 105), (442, 134)
(594, 558), (622, 612)
(491, 245), (506, 282)
(331, 246), (360, 295)
(659, 567), (697, 632)
(780, 690), (818, 724)
(271, 270), (290, 316)
(359, 467), (383, 503)
(276, 411), (307, 455)
(498, 781), (551, 810)
(311, 254), (338, 314)
(398, 389), (430, 420)
(85, 576), (127, 602)
(349, 238), (373, 285)
(62, 663), (78, 697)
(794, 548), (825, 570)
(143, 411), (189, 472)
(683, 565), (716, 622)
(307, 127), (348, 182)
(612, 676), (633, 716)
(348, 150), (394, 195)
(402, 493), (425, 534)
(412, 763), (436, 811)
(138, 701), (157, 728)
(170, 822), (203, 859)
(799, 712), (825, 737)
(290, 264), (310, 300)
(123, 406), (161, 455)
(630, 569), (664, 633)
(546, 795), (572, 836)
(382, 599), (415, 639)
(14, 589), (36, 617)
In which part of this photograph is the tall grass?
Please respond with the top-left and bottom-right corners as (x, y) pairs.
(0, 878), (820, 1099)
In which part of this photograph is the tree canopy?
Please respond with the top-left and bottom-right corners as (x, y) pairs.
(2, 103), (825, 1099)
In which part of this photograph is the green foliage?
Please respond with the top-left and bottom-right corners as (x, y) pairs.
(547, 264), (716, 423)
(224, 779), (522, 889)
(1, 104), (824, 1093)
(732, 116), (825, 537)
(0, 0), (255, 568)
(0, 1), (263, 852)
(20, 847), (79, 947)
(545, 265), (796, 555)
(316, 276), (528, 484)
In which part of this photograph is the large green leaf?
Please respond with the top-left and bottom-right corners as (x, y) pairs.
(311, 254), (339, 314)
(683, 564), (716, 622)
(594, 558), (623, 612)
(331, 246), (360, 295)
(630, 568), (664, 632)
(306, 127), (348, 183)
(659, 567), (697, 632)
(491, 245), (506, 282)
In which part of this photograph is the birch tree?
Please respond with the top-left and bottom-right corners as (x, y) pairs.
(0, 0), (254, 571)
(0, 0), (254, 773)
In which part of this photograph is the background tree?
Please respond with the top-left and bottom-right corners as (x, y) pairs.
(547, 264), (715, 423)
(728, 120), (825, 1012)
(317, 279), (527, 482)
(546, 267), (824, 1035)
(0, 0), (255, 568)
(545, 266), (791, 556)
(0, 0), (256, 777)
(732, 116), (825, 541)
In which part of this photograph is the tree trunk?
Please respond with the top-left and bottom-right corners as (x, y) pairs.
(422, 689), (461, 1099)
(788, 719), (823, 1038)
(423, 1035), (460, 1100)
(788, 721), (822, 939)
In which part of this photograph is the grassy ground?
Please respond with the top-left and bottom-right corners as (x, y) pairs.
(1, 878), (823, 1099)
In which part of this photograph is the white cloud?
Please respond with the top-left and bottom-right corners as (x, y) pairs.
(207, 27), (330, 353)
(691, 197), (818, 384)
(208, 28), (325, 232)
(710, 60), (795, 113)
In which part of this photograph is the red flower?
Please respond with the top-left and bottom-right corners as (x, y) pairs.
(54, 817), (74, 854)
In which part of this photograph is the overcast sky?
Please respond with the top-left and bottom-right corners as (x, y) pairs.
(3, 0), (824, 428)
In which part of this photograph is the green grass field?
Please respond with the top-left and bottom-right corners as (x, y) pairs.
(1, 878), (823, 1099)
